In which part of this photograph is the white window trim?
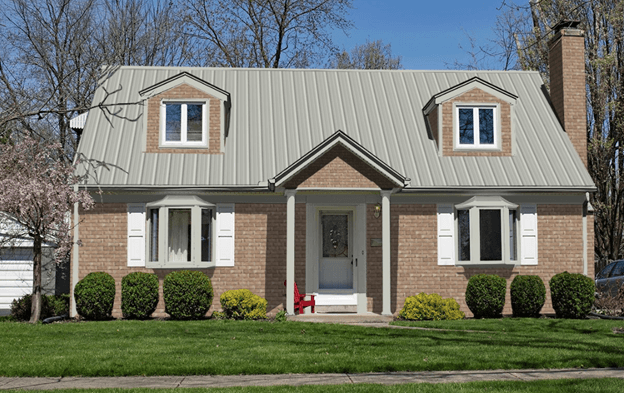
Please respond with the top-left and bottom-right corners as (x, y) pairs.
(145, 196), (216, 268)
(454, 104), (500, 150)
(453, 197), (519, 266)
(160, 101), (208, 148)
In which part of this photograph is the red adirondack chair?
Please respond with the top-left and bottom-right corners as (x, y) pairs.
(284, 280), (315, 314)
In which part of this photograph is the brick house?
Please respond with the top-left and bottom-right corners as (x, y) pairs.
(72, 22), (594, 318)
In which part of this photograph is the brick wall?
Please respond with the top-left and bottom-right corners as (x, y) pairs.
(548, 28), (587, 167)
(145, 83), (222, 154)
(440, 88), (512, 157)
(285, 145), (396, 189)
(77, 203), (303, 318)
(77, 202), (588, 318)
(382, 204), (587, 317)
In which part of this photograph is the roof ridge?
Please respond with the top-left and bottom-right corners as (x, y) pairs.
(105, 65), (540, 74)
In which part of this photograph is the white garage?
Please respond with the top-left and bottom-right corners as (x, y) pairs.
(0, 248), (34, 315)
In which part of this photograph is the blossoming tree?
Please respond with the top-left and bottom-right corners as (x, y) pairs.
(0, 137), (94, 323)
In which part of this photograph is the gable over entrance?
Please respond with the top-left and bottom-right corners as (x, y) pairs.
(270, 130), (408, 190)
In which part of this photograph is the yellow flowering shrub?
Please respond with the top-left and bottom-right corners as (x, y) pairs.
(220, 289), (267, 320)
(399, 293), (465, 321)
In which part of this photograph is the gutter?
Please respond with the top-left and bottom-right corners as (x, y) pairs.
(396, 186), (597, 194)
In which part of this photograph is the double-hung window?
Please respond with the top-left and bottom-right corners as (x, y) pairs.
(160, 102), (207, 147)
(456, 105), (497, 149)
(146, 196), (214, 268)
(455, 196), (518, 265)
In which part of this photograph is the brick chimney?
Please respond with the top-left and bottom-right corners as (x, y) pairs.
(548, 20), (587, 167)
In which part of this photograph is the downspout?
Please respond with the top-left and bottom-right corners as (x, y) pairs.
(71, 184), (80, 317)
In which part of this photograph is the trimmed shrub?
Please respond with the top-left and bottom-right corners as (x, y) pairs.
(510, 275), (546, 317)
(163, 270), (213, 320)
(74, 272), (116, 320)
(10, 294), (54, 321)
(49, 294), (70, 316)
(465, 274), (507, 318)
(220, 289), (267, 320)
(121, 272), (159, 319)
(399, 293), (465, 321)
(550, 271), (594, 319)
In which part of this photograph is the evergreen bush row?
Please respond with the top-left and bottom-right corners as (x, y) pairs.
(61, 270), (267, 321)
(69, 270), (214, 320)
(464, 272), (593, 319)
(400, 271), (594, 321)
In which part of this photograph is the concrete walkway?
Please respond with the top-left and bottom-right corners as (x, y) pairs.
(1, 368), (624, 390)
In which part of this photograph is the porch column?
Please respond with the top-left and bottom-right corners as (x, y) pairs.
(71, 186), (80, 318)
(285, 190), (297, 315)
(381, 190), (392, 316)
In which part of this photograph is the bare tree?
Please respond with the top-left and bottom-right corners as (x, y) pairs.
(185, 0), (353, 68)
(0, 0), (101, 157)
(0, 0), (194, 158)
(99, 0), (192, 67)
(330, 39), (402, 70)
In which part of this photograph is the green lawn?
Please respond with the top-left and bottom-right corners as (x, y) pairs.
(1, 318), (624, 377)
(12, 379), (624, 393)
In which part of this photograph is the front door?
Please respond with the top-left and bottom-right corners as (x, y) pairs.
(319, 211), (354, 290)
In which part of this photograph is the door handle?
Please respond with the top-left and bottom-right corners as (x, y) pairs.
(355, 258), (358, 267)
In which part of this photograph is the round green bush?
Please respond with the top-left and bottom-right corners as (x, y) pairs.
(74, 272), (116, 320)
(163, 270), (213, 320)
(121, 272), (159, 319)
(399, 293), (465, 321)
(549, 271), (594, 319)
(510, 275), (546, 317)
(465, 274), (507, 318)
(220, 289), (267, 320)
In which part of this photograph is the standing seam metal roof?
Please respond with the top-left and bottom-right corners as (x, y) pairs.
(76, 66), (595, 190)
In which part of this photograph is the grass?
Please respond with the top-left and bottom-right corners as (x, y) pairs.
(1, 318), (624, 377)
(10, 379), (624, 392)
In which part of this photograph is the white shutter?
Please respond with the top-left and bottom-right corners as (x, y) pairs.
(216, 204), (235, 267)
(520, 204), (538, 265)
(437, 204), (455, 266)
(127, 204), (146, 267)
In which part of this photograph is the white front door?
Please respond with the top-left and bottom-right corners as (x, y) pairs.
(319, 211), (354, 290)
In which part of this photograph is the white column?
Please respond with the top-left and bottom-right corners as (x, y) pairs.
(71, 185), (80, 317)
(381, 190), (392, 316)
(285, 190), (297, 315)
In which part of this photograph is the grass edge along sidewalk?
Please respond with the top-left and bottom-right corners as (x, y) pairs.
(1, 318), (624, 377)
(2, 368), (624, 391)
(2, 376), (624, 392)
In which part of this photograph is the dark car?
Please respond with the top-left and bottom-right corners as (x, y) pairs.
(595, 260), (624, 298)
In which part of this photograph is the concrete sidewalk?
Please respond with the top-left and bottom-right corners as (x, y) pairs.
(1, 368), (623, 390)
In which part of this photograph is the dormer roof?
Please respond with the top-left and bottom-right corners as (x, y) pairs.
(139, 71), (230, 102)
(423, 77), (518, 115)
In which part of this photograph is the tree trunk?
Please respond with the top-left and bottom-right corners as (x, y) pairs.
(29, 236), (43, 323)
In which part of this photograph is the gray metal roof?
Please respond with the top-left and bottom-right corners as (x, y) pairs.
(76, 66), (595, 191)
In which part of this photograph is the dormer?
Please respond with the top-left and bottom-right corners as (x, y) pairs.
(139, 72), (231, 154)
(423, 77), (517, 157)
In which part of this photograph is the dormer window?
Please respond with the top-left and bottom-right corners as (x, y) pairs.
(160, 102), (208, 147)
(456, 105), (497, 149)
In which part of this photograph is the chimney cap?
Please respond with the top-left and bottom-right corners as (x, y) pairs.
(552, 20), (581, 32)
